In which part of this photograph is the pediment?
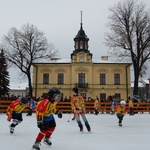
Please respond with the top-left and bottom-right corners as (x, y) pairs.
(75, 67), (88, 72)
(55, 68), (66, 73)
(97, 68), (108, 73)
(40, 68), (52, 73)
(111, 68), (122, 73)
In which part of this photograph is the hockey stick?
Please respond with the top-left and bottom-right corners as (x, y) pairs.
(67, 113), (72, 122)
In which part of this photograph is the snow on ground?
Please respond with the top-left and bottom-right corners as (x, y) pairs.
(0, 113), (150, 150)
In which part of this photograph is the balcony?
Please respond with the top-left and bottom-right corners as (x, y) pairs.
(75, 83), (88, 88)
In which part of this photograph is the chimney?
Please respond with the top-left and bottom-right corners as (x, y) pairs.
(101, 56), (108, 61)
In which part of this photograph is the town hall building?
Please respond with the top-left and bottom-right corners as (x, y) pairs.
(32, 17), (131, 101)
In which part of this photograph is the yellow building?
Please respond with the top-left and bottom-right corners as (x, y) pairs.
(32, 21), (131, 101)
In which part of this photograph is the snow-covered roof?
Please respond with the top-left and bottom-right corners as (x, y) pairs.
(33, 58), (131, 64)
(131, 79), (150, 88)
(9, 82), (28, 90)
(140, 79), (150, 84)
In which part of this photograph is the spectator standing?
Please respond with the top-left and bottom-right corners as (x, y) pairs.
(128, 97), (134, 115)
(110, 100), (116, 115)
(63, 96), (68, 102)
(95, 96), (99, 102)
(94, 98), (99, 115)
(100, 98), (105, 114)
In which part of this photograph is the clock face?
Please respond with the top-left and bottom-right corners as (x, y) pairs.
(80, 57), (84, 62)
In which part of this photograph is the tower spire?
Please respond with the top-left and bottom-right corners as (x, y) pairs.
(80, 11), (83, 27)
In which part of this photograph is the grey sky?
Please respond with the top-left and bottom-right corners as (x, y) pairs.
(1, 0), (149, 59)
(1, 0), (150, 83)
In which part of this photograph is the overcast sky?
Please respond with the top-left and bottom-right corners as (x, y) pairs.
(0, 0), (149, 59)
(1, 0), (150, 83)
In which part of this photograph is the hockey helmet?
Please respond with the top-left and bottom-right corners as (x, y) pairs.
(48, 87), (62, 102)
(20, 97), (28, 104)
(120, 100), (126, 106)
(72, 87), (78, 94)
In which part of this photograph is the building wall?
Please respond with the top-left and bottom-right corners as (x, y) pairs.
(32, 61), (131, 101)
(9, 89), (27, 97)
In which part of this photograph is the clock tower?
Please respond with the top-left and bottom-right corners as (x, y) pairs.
(71, 11), (93, 63)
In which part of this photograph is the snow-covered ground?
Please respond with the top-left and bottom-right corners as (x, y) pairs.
(0, 113), (150, 150)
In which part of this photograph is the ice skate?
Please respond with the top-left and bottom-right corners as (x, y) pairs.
(79, 125), (83, 132)
(119, 122), (122, 126)
(43, 137), (52, 146)
(9, 125), (14, 134)
(86, 125), (91, 132)
(32, 141), (41, 150)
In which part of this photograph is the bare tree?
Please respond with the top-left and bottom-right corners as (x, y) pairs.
(105, 0), (150, 95)
(2, 23), (58, 97)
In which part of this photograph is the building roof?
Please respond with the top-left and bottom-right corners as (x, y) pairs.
(9, 82), (28, 90)
(32, 58), (131, 65)
(131, 79), (150, 88)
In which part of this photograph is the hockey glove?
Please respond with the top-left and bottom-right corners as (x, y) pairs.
(37, 120), (44, 129)
(55, 110), (62, 118)
(7, 115), (12, 122)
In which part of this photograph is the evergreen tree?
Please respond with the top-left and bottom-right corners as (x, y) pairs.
(0, 49), (10, 97)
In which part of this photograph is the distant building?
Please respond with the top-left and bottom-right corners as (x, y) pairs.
(32, 16), (131, 101)
(131, 79), (150, 101)
(9, 82), (28, 97)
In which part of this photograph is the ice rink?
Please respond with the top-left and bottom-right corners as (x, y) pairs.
(0, 113), (150, 150)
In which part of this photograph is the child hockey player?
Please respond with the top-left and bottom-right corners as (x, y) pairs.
(71, 96), (76, 120)
(71, 87), (91, 132)
(6, 97), (29, 133)
(114, 100), (126, 126)
(32, 87), (62, 150)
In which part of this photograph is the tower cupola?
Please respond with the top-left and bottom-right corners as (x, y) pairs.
(71, 11), (92, 60)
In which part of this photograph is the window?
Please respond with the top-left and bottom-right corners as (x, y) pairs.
(75, 42), (78, 49)
(78, 73), (85, 88)
(100, 74), (106, 85)
(100, 93), (106, 101)
(80, 41), (83, 49)
(114, 74), (120, 85)
(43, 73), (49, 84)
(85, 41), (88, 49)
(58, 73), (64, 84)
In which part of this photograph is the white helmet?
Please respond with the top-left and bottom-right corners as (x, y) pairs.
(120, 100), (126, 105)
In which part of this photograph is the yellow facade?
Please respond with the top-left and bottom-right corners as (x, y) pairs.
(32, 56), (131, 101)
(32, 22), (131, 101)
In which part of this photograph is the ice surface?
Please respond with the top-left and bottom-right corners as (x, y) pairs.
(0, 113), (150, 150)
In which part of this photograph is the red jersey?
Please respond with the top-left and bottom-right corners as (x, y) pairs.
(6, 99), (28, 115)
(36, 98), (57, 120)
